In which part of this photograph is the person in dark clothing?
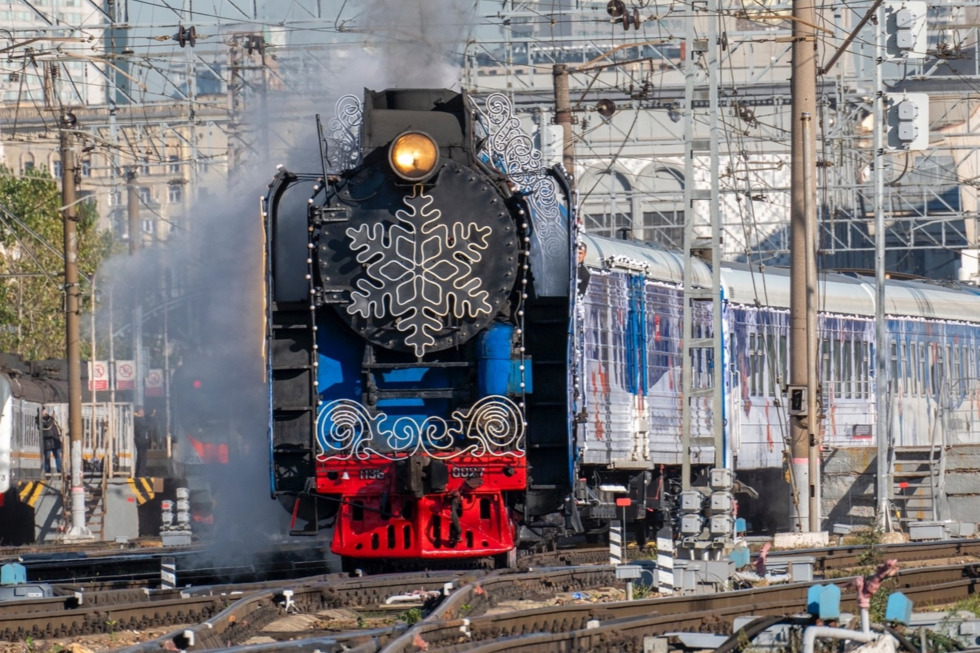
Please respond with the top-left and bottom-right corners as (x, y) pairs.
(577, 241), (591, 296)
(133, 406), (151, 477)
(147, 407), (161, 449)
(39, 408), (63, 474)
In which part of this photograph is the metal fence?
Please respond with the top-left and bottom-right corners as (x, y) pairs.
(13, 400), (135, 476)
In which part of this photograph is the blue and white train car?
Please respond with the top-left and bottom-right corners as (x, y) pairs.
(574, 233), (980, 533)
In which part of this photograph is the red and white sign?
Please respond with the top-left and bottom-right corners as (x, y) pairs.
(115, 360), (136, 390)
(145, 368), (164, 397)
(88, 360), (109, 391)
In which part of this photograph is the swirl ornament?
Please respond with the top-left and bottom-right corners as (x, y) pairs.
(316, 396), (526, 461)
(471, 93), (569, 296)
(324, 94), (363, 172)
(315, 399), (383, 459)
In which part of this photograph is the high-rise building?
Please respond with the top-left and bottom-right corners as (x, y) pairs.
(0, 1), (108, 108)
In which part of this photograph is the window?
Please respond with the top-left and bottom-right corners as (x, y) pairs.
(765, 330), (777, 397)
(820, 338), (830, 396)
(141, 219), (153, 233)
(918, 342), (926, 396)
(168, 184), (183, 203)
(581, 171), (633, 239)
(899, 342), (913, 393)
(81, 159), (91, 177)
(52, 160), (62, 178)
(779, 334), (788, 393)
(909, 342), (918, 395)
(168, 155), (180, 175)
(109, 191), (121, 207)
(954, 345), (962, 392)
(890, 340), (898, 392)
(860, 341), (870, 398)
(140, 157), (150, 176)
(138, 187), (151, 204)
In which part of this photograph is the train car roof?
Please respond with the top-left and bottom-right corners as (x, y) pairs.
(721, 262), (980, 323)
(581, 234), (710, 285)
(577, 234), (980, 323)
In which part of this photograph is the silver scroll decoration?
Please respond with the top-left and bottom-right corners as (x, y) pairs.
(316, 395), (526, 461)
(324, 94), (362, 172)
(471, 93), (570, 297)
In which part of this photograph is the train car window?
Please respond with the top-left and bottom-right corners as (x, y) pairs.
(920, 341), (927, 396)
(753, 332), (762, 397)
(954, 344), (961, 392)
(946, 344), (953, 389)
(910, 341), (918, 396)
(915, 342), (929, 397)
(755, 331), (765, 397)
(832, 337), (841, 400)
(917, 341), (923, 394)
(820, 338), (830, 397)
(764, 331), (772, 397)
(961, 345), (968, 391)
(888, 341), (896, 392)
(866, 339), (873, 398)
(843, 333), (853, 400)
(856, 338), (862, 399)
(919, 341), (927, 397)
(900, 341), (908, 394)
(780, 334), (788, 390)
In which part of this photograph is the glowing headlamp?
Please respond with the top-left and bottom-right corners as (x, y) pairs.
(388, 131), (439, 182)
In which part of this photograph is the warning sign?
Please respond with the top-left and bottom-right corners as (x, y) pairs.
(88, 360), (109, 391)
(145, 368), (164, 397)
(115, 360), (136, 390)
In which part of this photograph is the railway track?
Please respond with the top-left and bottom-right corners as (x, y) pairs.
(130, 555), (980, 651)
(2, 539), (338, 587)
(7, 538), (980, 651)
(376, 564), (980, 653)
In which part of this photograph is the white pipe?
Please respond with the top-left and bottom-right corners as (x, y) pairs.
(803, 626), (883, 653)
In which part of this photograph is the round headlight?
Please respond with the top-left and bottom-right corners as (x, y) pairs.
(388, 132), (439, 182)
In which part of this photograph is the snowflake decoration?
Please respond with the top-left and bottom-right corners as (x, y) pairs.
(346, 189), (494, 357)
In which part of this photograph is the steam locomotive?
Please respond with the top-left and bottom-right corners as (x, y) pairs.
(264, 88), (980, 568)
(265, 89), (581, 566)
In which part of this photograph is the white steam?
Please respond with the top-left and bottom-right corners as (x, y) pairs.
(90, 0), (477, 563)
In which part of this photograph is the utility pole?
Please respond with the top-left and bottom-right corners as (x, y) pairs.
(127, 169), (144, 409)
(552, 64), (575, 189)
(872, 2), (891, 532)
(60, 116), (92, 540)
(789, 0), (821, 533)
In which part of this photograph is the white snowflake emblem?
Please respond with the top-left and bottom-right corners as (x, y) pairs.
(346, 189), (494, 357)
